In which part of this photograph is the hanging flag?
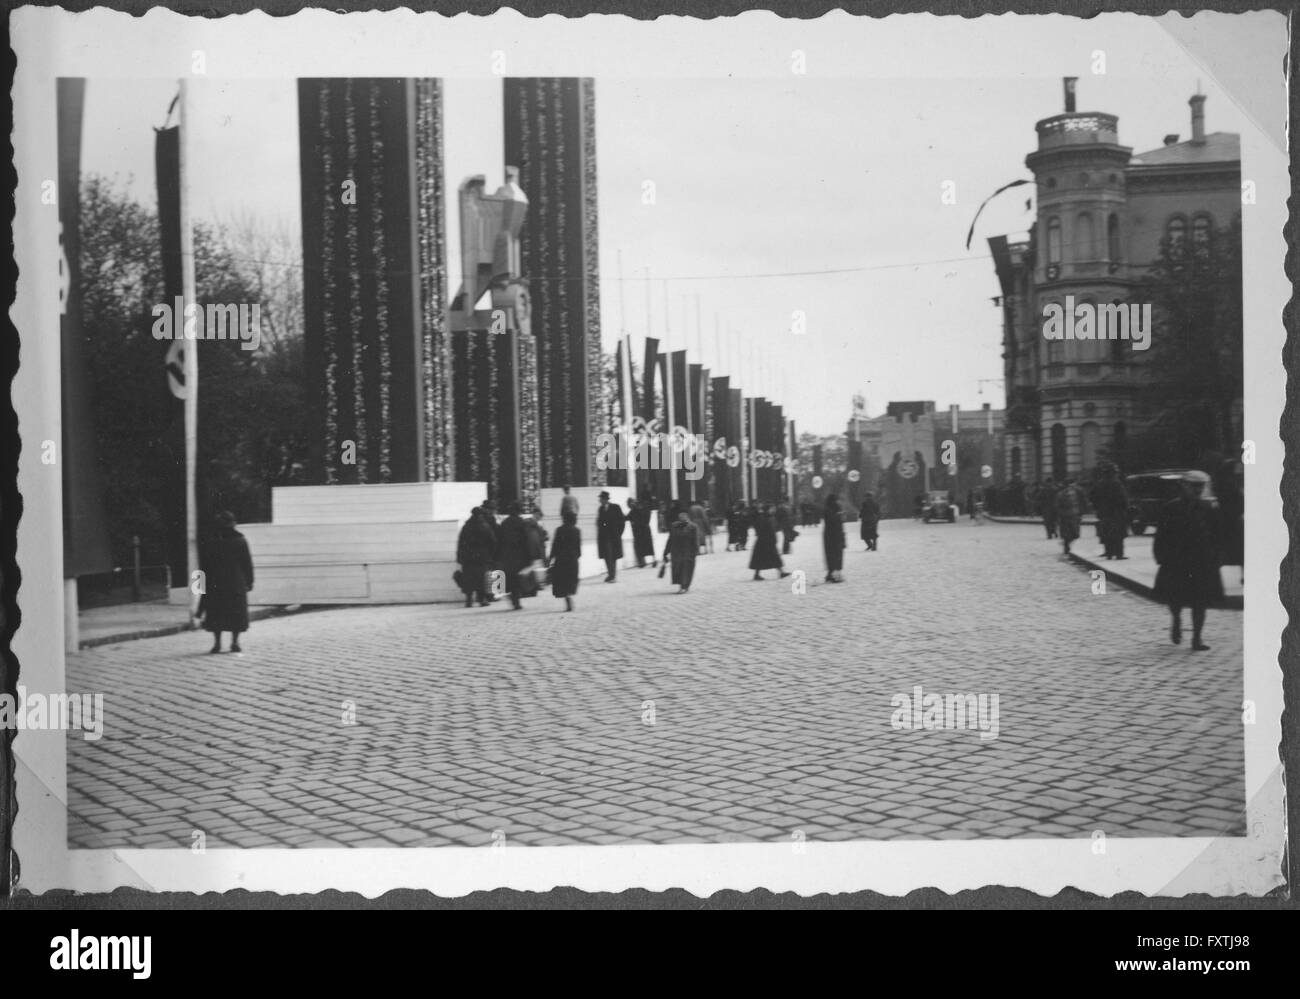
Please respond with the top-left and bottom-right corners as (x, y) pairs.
(155, 120), (186, 399)
(965, 178), (1032, 250)
(57, 77), (113, 579)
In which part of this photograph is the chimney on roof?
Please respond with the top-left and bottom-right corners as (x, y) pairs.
(1190, 93), (1206, 145)
(1164, 133), (1179, 146)
(1064, 77), (1078, 113)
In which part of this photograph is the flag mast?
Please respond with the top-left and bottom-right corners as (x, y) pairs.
(179, 78), (199, 618)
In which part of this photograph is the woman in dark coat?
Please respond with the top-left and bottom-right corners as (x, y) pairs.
(496, 502), (541, 610)
(627, 498), (657, 568)
(859, 491), (880, 551)
(665, 509), (701, 593)
(749, 505), (789, 581)
(822, 494), (846, 582)
(548, 510), (582, 611)
(726, 502), (746, 551)
(200, 510), (254, 653)
(1089, 464), (1130, 560)
(455, 507), (497, 607)
(1153, 471), (1223, 651)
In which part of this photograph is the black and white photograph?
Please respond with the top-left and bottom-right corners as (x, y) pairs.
(7, 7), (1290, 900)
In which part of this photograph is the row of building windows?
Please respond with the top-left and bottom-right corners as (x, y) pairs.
(1008, 421), (1129, 480)
(1044, 212), (1215, 264)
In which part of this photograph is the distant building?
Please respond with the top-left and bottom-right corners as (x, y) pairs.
(989, 85), (1242, 482)
(847, 400), (1004, 517)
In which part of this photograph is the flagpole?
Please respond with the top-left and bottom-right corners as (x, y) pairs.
(621, 333), (637, 504)
(179, 78), (199, 618)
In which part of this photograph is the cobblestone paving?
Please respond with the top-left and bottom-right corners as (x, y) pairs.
(65, 519), (1245, 848)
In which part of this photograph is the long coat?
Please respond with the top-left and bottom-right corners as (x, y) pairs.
(667, 520), (700, 586)
(859, 495), (880, 541)
(456, 515), (497, 596)
(1089, 478), (1129, 549)
(749, 513), (783, 571)
(200, 529), (253, 633)
(1153, 497), (1224, 607)
(497, 514), (541, 597)
(595, 501), (626, 562)
(548, 523), (582, 598)
(1055, 484), (1085, 542)
(628, 504), (656, 561)
(688, 503), (712, 539)
(823, 507), (845, 571)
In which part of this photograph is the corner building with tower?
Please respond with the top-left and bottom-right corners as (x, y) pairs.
(988, 84), (1242, 483)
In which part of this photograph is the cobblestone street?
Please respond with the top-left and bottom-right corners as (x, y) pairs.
(64, 518), (1245, 849)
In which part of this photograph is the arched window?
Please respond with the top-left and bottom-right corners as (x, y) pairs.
(1080, 421), (1100, 471)
(1051, 424), (1068, 481)
(1166, 216), (1187, 253)
(1047, 217), (1062, 264)
(1109, 299), (1127, 361)
(1107, 213), (1121, 260)
(1075, 212), (1096, 260)
(1011, 446), (1022, 478)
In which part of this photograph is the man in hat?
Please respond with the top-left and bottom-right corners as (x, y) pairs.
(1153, 470), (1223, 651)
(595, 490), (626, 582)
(1089, 462), (1130, 560)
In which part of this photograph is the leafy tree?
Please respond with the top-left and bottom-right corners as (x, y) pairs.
(78, 175), (309, 566)
(1135, 214), (1243, 462)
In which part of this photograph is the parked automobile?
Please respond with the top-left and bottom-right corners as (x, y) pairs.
(921, 490), (957, 523)
(1124, 469), (1217, 535)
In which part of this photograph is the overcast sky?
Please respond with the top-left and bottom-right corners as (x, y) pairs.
(79, 15), (1272, 435)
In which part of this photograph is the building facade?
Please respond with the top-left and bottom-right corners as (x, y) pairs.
(989, 88), (1241, 483)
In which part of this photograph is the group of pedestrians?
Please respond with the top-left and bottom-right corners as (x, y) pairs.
(725, 501), (798, 555)
(454, 500), (553, 611)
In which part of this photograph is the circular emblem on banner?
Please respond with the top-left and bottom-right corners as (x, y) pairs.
(897, 458), (918, 479)
(811, 475), (824, 490)
(981, 464), (993, 479)
(726, 446), (740, 468)
(847, 469), (861, 483)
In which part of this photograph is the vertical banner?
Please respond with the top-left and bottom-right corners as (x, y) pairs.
(728, 387), (744, 504)
(710, 375), (730, 514)
(58, 77), (113, 579)
(669, 350), (689, 504)
(847, 436), (864, 509)
(687, 362), (703, 504)
(153, 113), (188, 586)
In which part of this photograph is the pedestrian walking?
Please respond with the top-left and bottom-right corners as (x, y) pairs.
(749, 504), (790, 581)
(689, 501), (714, 554)
(1089, 463), (1130, 559)
(496, 501), (541, 610)
(627, 498), (657, 568)
(822, 494), (846, 582)
(1153, 470), (1223, 651)
(595, 490), (626, 582)
(548, 509), (582, 612)
(665, 508), (701, 593)
(859, 490), (880, 551)
(198, 510), (254, 654)
(559, 484), (580, 520)
(454, 506), (497, 607)
(1055, 478), (1085, 555)
(525, 507), (549, 583)
(1037, 478), (1059, 539)
(775, 500), (797, 555)
(726, 502), (747, 551)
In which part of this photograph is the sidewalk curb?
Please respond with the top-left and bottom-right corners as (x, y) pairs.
(985, 514), (1100, 526)
(1066, 552), (1243, 610)
(79, 604), (321, 650)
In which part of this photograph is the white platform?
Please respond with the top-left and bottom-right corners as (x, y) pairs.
(241, 481), (655, 606)
(271, 481), (485, 526)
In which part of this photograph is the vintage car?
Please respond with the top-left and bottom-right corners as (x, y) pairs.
(1124, 469), (1217, 535)
(921, 490), (957, 523)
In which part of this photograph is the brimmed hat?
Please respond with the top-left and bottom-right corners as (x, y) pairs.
(598, 490), (610, 499)
(1182, 470), (1211, 483)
